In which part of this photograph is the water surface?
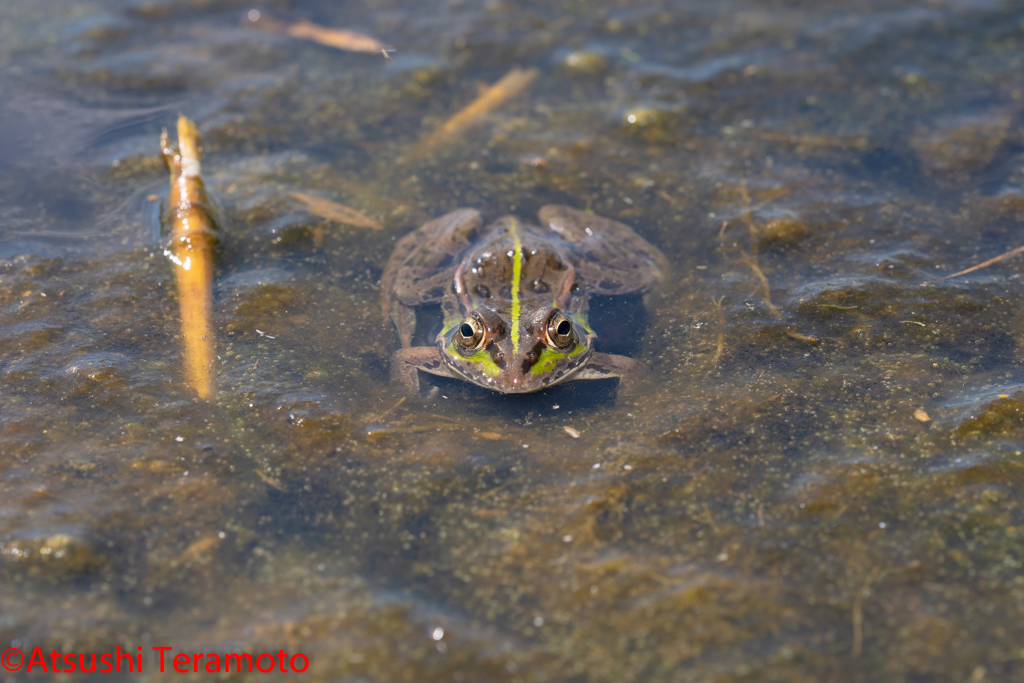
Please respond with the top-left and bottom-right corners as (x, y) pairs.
(2, 0), (1024, 681)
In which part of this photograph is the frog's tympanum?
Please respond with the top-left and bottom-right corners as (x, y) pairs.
(382, 205), (667, 394)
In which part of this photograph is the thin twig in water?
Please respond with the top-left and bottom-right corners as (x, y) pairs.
(730, 179), (785, 318)
(852, 566), (881, 658)
(255, 470), (287, 492)
(751, 188), (791, 212)
(657, 190), (681, 207)
(421, 67), (539, 150)
(940, 244), (1024, 280)
(289, 192), (383, 230)
(740, 253), (780, 317)
(710, 296), (725, 370)
(785, 330), (820, 343)
(369, 396), (406, 422)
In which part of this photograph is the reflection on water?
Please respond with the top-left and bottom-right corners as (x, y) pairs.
(2, 0), (1024, 680)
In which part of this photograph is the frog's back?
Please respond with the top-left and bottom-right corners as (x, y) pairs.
(456, 216), (577, 313)
(382, 208), (483, 312)
(383, 203), (666, 325)
(537, 204), (667, 296)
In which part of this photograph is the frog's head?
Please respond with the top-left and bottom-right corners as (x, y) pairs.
(436, 306), (594, 393)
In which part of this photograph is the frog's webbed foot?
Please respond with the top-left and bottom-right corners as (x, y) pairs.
(390, 347), (459, 396)
(390, 349), (423, 395)
(574, 353), (644, 395)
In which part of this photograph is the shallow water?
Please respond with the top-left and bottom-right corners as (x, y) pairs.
(3, 0), (1024, 680)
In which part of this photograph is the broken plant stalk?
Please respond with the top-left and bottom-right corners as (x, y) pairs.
(161, 116), (218, 400)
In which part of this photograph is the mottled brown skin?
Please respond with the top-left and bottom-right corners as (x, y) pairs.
(381, 205), (667, 395)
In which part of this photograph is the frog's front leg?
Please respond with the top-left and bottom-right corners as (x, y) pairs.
(390, 301), (417, 350)
(390, 346), (460, 395)
(381, 208), (483, 350)
(573, 353), (643, 394)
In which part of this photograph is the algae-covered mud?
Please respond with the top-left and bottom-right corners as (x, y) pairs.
(3, 0), (1024, 680)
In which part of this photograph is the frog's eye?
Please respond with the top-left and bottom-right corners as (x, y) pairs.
(545, 312), (575, 349)
(454, 316), (485, 351)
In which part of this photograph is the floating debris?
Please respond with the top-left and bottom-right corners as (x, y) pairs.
(914, 409), (931, 422)
(562, 51), (608, 76)
(248, 12), (394, 59)
(562, 426), (581, 438)
(785, 330), (821, 343)
(255, 469), (287, 492)
(657, 190), (681, 206)
(289, 192), (383, 230)
(421, 67), (539, 150)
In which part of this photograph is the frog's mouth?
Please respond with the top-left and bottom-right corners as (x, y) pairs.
(439, 338), (594, 394)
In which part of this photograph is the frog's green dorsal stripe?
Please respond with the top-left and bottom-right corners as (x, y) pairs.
(510, 219), (523, 355)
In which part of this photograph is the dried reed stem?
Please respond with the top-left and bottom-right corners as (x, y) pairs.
(421, 67), (539, 150)
(941, 244), (1024, 280)
(161, 116), (218, 400)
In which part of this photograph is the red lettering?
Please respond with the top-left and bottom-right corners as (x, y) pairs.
(62, 653), (76, 672)
(225, 653), (252, 673)
(193, 653), (202, 672)
(276, 649), (288, 672)
(100, 653), (114, 673)
(173, 653), (190, 673)
(205, 654), (221, 673)
(26, 647), (48, 673)
(291, 653), (309, 673)
(256, 653), (274, 673)
(48, 649), (62, 672)
(116, 645), (134, 672)
(153, 646), (172, 672)
(79, 653), (98, 673)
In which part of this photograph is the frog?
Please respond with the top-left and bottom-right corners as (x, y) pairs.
(381, 204), (668, 394)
